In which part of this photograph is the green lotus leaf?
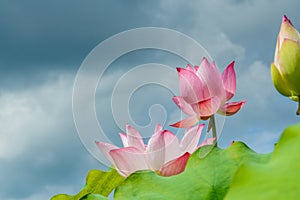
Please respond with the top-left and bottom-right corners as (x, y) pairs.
(114, 142), (270, 199)
(225, 123), (300, 200)
(80, 194), (109, 200)
(51, 168), (124, 200)
(52, 124), (300, 199)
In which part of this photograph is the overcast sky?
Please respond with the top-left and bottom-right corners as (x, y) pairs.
(1, 1), (300, 199)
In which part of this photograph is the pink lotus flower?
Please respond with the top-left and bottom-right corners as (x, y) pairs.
(95, 124), (215, 177)
(171, 58), (245, 128)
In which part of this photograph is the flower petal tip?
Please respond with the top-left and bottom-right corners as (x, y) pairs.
(170, 122), (182, 128)
(199, 123), (205, 129)
(241, 100), (246, 106)
(159, 152), (190, 177)
(221, 100), (246, 116)
(228, 61), (235, 68)
(202, 57), (208, 62)
(170, 117), (199, 128)
(282, 15), (291, 24)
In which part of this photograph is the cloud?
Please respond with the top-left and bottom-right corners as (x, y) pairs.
(0, 0), (154, 69)
(0, 74), (71, 159)
(95, 62), (180, 138)
(0, 73), (100, 199)
(152, 0), (300, 65)
(1, 1), (300, 199)
(237, 61), (272, 108)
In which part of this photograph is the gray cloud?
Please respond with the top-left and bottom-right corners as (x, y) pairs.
(151, 0), (300, 66)
(1, 1), (300, 199)
(0, 0), (156, 69)
(0, 74), (101, 199)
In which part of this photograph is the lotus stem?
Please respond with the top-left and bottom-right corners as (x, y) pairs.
(210, 115), (218, 147)
(297, 98), (300, 115)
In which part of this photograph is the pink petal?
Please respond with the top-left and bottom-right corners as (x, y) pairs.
(198, 137), (216, 148)
(119, 133), (128, 147)
(177, 67), (206, 104)
(191, 96), (220, 118)
(95, 141), (118, 166)
(110, 147), (148, 177)
(180, 124), (204, 153)
(162, 130), (182, 163)
(154, 124), (163, 133)
(170, 116), (199, 128)
(159, 152), (190, 177)
(222, 61), (236, 101)
(275, 16), (300, 66)
(219, 100), (246, 116)
(282, 15), (291, 23)
(186, 64), (195, 72)
(278, 15), (300, 50)
(173, 96), (195, 116)
(196, 58), (224, 99)
(126, 124), (145, 151)
(146, 130), (165, 170)
(186, 64), (199, 73)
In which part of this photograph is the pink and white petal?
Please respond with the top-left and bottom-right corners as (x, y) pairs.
(110, 147), (148, 177)
(222, 61), (236, 101)
(180, 124), (204, 153)
(197, 58), (224, 98)
(191, 96), (220, 118)
(159, 152), (190, 177)
(278, 15), (300, 50)
(173, 96), (195, 116)
(95, 141), (118, 166)
(119, 133), (128, 147)
(186, 64), (195, 72)
(126, 124), (145, 151)
(219, 100), (246, 116)
(154, 124), (163, 133)
(146, 130), (165, 170)
(177, 67), (205, 104)
(162, 130), (182, 163)
(170, 116), (199, 128)
(198, 137), (216, 148)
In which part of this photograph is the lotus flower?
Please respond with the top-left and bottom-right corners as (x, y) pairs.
(171, 58), (245, 128)
(271, 15), (300, 115)
(95, 124), (215, 177)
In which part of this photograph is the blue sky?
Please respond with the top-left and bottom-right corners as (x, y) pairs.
(1, 1), (300, 199)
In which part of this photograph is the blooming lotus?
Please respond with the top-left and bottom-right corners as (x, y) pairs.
(171, 57), (245, 128)
(95, 124), (215, 177)
(271, 15), (300, 115)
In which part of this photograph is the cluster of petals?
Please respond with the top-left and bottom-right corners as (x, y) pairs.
(96, 124), (215, 177)
(171, 57), (245, 128)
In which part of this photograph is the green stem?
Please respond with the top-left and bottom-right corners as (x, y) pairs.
(210, 114), (218, 147)
(297, 98), (300, 115)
